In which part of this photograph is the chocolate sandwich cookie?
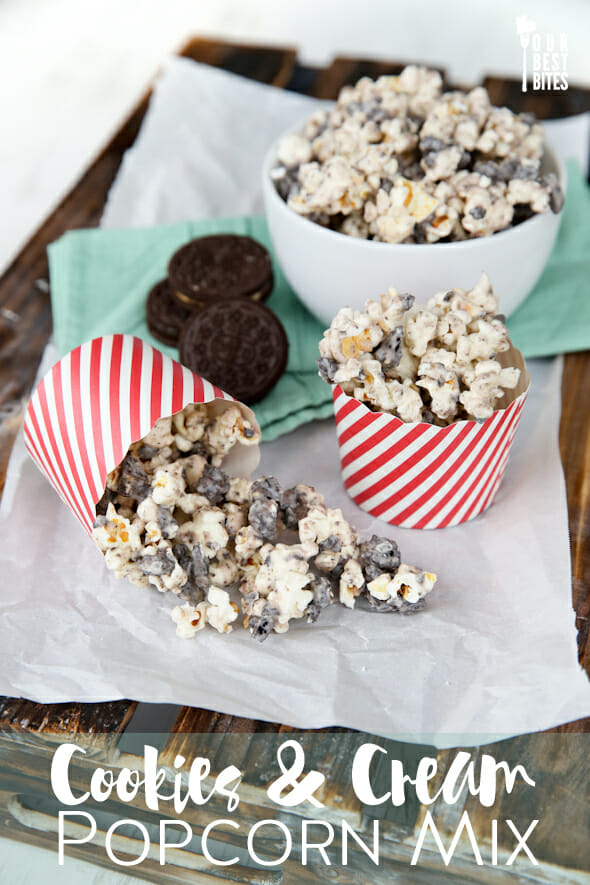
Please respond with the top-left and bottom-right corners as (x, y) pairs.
(146, 279), (193, 347)
(168, 234), (274, 307)
(179, 299), (288, 405)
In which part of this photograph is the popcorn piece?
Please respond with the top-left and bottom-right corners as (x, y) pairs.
(340, 212), (370, 238)
(205, 405), (260, 466)
(367, 563), (437, 610)
(388, 379), (424, 423)
(172, 404), (208, 452)
(250, 543), (314, 633)
(141, 415), (175, 450)
(281, 483), (326, 530)
(235, 524), (265, 566)
(174, 542), (209, 601)
(455, 318), (510, 364)
(405, 309), (438, 357)
(223, 501), (248, 537)
(171, 602), (208, 638)
(206, 587), (239, 634)
(289, 156), (370, 216)
(93, 503), (143, 555)
(476, 107), (545, 162)
(209, 549), (240, 588)
(305, 575), (335, 623)
(365, 179), (438, 244)
(276, 132), (313, 167)
(243, 595), (281, 642)
(339, 558), (365, 609)
(151, 462), (187, 508)
(176, 508), (228, 558)
(226, 476), (253, 505)
(299, 505), (359, 567)
(137, 543), (188, 594)
(460, 360), (520, 420)
(359, 535), (401, 582)
(416, 348), (461, 422)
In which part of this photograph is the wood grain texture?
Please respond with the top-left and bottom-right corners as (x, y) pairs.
(560, 352), (590, 673)
(308, 56), (447, 99)
(0, 697), (136, 752)
(484, 75), (590, 121)
(0, 38), (588, 746)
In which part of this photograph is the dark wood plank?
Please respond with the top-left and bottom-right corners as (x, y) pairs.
(467, 734), (590, 872)
(310, 55), (447, 99)
(560, 352), (590, 674)
(484, 75), (590, 119)
(181, 36), (296, 87)
(0, 698), (136, 753)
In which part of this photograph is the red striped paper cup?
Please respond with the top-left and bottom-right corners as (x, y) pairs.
(24, 334), (260, 536)
(333, 344), (530, 529)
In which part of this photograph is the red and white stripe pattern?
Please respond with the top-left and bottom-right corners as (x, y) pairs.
(333, 384), (528, 529)
(24, 335), (235, 536)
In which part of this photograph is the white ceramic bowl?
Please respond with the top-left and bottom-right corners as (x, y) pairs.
(262, 136), (565, 325)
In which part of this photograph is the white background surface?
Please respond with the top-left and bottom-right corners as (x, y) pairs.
(2, 2), (590, 882)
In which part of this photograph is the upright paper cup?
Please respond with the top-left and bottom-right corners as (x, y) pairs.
(332, 344), (530, 529)
(24, 334), (260, 536)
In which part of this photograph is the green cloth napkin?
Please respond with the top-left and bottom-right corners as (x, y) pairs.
(48, 217), (332, 441)
(48, 160), (590, 440)
(507, 159), (590, 356)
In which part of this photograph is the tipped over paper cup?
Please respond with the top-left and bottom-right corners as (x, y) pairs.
(24, 334), (260, 535)
(333, 344), (530, 529)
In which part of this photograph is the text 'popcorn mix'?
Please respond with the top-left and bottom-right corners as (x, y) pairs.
(318, 273), (520, 424)
(271, 66), (563, 243)
(92, 403), (437, 641)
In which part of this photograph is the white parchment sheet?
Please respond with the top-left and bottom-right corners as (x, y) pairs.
(1, 58), (589, 746)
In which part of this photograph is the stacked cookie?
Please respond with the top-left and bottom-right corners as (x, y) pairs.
(146, 234), (288, 404)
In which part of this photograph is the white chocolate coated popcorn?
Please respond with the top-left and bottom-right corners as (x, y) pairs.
(299, 505), (359, 562)
(94, 404), (436, 642)
(205, 587), (240, 634)
(205, 406), (259, 467)
(177, 508), (228, 558)
(319, 273), (521, 425)
(273, 67), (561, 242)
(368, 564), (437, 605)
(171, 588), (239, 636)
(171, 602), (208, 638)
(339, 558), (365, 609)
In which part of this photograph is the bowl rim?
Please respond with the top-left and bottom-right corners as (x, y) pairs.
(262, 125), (567, 252)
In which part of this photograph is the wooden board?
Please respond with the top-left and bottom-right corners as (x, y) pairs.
(1, 37), (589, 883)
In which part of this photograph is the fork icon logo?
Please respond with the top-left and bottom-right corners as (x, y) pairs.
(516, 15), (536, 93)
(516, 16), (569, 93)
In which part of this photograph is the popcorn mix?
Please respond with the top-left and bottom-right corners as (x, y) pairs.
(92, 402), (436, 642)
(319, 273), (521, 424)
(272, 67), (563, 242)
